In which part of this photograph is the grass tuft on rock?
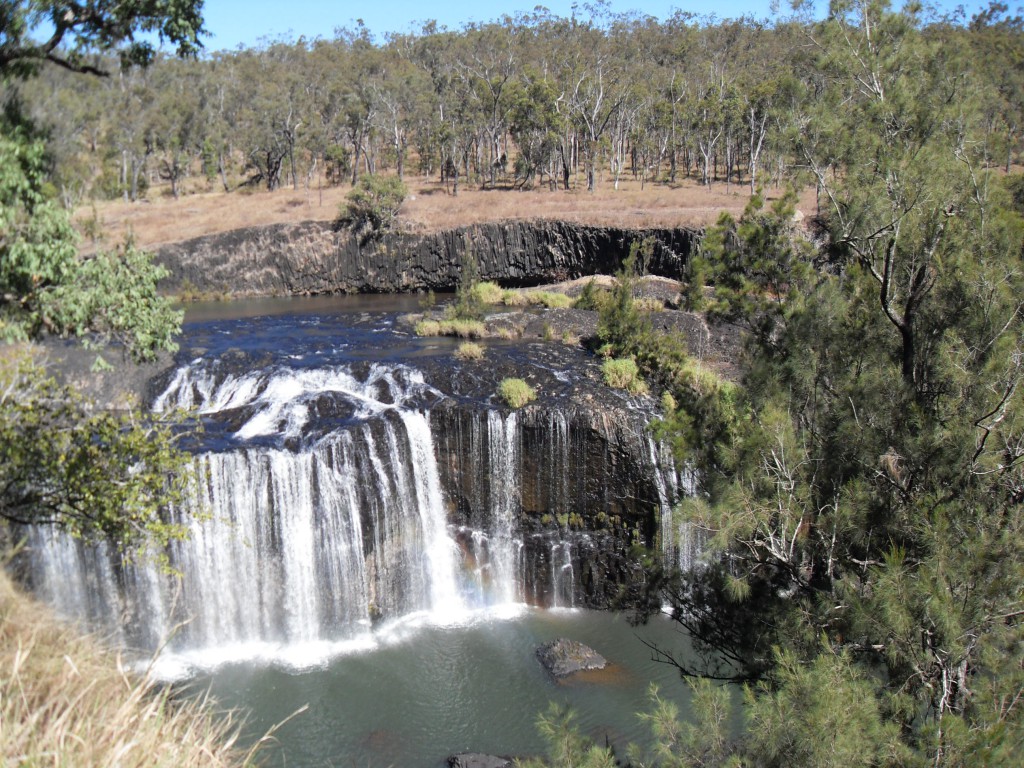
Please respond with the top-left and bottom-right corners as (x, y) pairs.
(470, 281), (504, 305)
(454, 341), (485, 361)
(497, 378), (536, 408)
(602, 357), (648, 395)
(415, 318), (486, 338)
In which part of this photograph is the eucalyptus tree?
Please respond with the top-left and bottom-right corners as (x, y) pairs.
(370, 40), (431, 182)
(329, 25), (384, 185)
(456, 20), (522, 187)
(231, 40), (307, 191)
(505, 71), (564, 189)
(555, 16), (626, 192)
(407, 26), (479, 193)
(148, 57), (205, 198)
(108, 62), (158, 201)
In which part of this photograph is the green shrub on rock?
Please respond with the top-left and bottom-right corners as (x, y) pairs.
(338, 174), (407, 233)
(602, 358), (647, 395)
(497, 378), (536, 408)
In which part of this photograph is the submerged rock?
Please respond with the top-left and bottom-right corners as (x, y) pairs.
(536, 637), (607, 678)
(448, 753), (514, 768)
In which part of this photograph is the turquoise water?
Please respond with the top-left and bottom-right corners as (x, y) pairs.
(182, 608), (699, 768)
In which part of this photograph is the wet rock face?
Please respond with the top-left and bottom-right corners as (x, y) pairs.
(154, 220), (699, 297)
(431, 402), (663, 609)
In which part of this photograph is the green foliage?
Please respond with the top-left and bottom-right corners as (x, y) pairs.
(602, 357), (648, 395)
(338, 174), (407, 233)
(0, 0), (206, 79)
(745, 648), (907, 768)
(690, 190), (814, 341)
(1, 110), (181, 362)
(469, 280), (504, 306)
(631, 682), (737, 768)
(41, 245), (182, 362)
(595, 239), (739, 472)
(598, 240), (655, 358)
(0, 1), (196, 550)
(0, 353), (192, 551)
(449, 246), (486, 321)
(573, 279), (610, 312)
(516, 704), (616, 768)
(632, 5), (1024, 765)
(497, 377), (536, 408)
(0, 112), (78, 342)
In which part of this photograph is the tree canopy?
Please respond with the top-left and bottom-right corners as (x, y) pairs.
(0, 0), (205, 77)
(620, 2), (1024, 764)
(0, 0), (201, 546)
(9, 2), (1023, 204)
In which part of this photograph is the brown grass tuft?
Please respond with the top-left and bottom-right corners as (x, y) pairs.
(0, 569), (260, 767)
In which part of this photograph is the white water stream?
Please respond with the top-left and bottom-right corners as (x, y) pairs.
(24, 357), (690, 677)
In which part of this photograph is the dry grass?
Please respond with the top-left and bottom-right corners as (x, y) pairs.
(414, 318), (486, 338)
(0, 569), (260, 767)
(454, 341), (486, 361)
(75, 174), (818, 251)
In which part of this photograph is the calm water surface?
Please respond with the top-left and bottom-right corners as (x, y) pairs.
(184, 609), (698, 768)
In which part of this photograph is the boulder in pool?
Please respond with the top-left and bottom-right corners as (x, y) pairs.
(536, 637), (607, 678)
(447, 753), (513, 768)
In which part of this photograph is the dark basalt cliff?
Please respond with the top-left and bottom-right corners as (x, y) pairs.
(154, 220), (699, 296)
(432, 402), (665, 609)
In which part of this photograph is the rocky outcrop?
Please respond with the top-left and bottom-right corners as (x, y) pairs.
(154, 220), (699, 297)
(536, 638), (607, 678)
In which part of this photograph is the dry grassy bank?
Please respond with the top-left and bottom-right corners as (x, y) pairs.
(75, 175), (817, 252)
(0, 568), (258, 767)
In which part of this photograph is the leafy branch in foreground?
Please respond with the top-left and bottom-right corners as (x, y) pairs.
(0, 0), (206, 78)
(1, 108), (182, 362)
(0, 352), (192, 550)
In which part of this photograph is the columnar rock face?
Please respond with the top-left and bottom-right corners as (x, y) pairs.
(154, 220), (699, 296)
(431, 403), (666, 609)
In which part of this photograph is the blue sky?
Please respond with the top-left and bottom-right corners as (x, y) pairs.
(198, 0), (995, 51)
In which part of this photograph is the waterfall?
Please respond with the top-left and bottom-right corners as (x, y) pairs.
(484, 410), (524, 604)
(550, 541), (575, 609)
(647, 436), (702, 572)
(22, 362), (482, 664)
(20, 355), (694, 669)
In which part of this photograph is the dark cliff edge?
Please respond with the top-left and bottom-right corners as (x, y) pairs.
(154, 219), (700, 296)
